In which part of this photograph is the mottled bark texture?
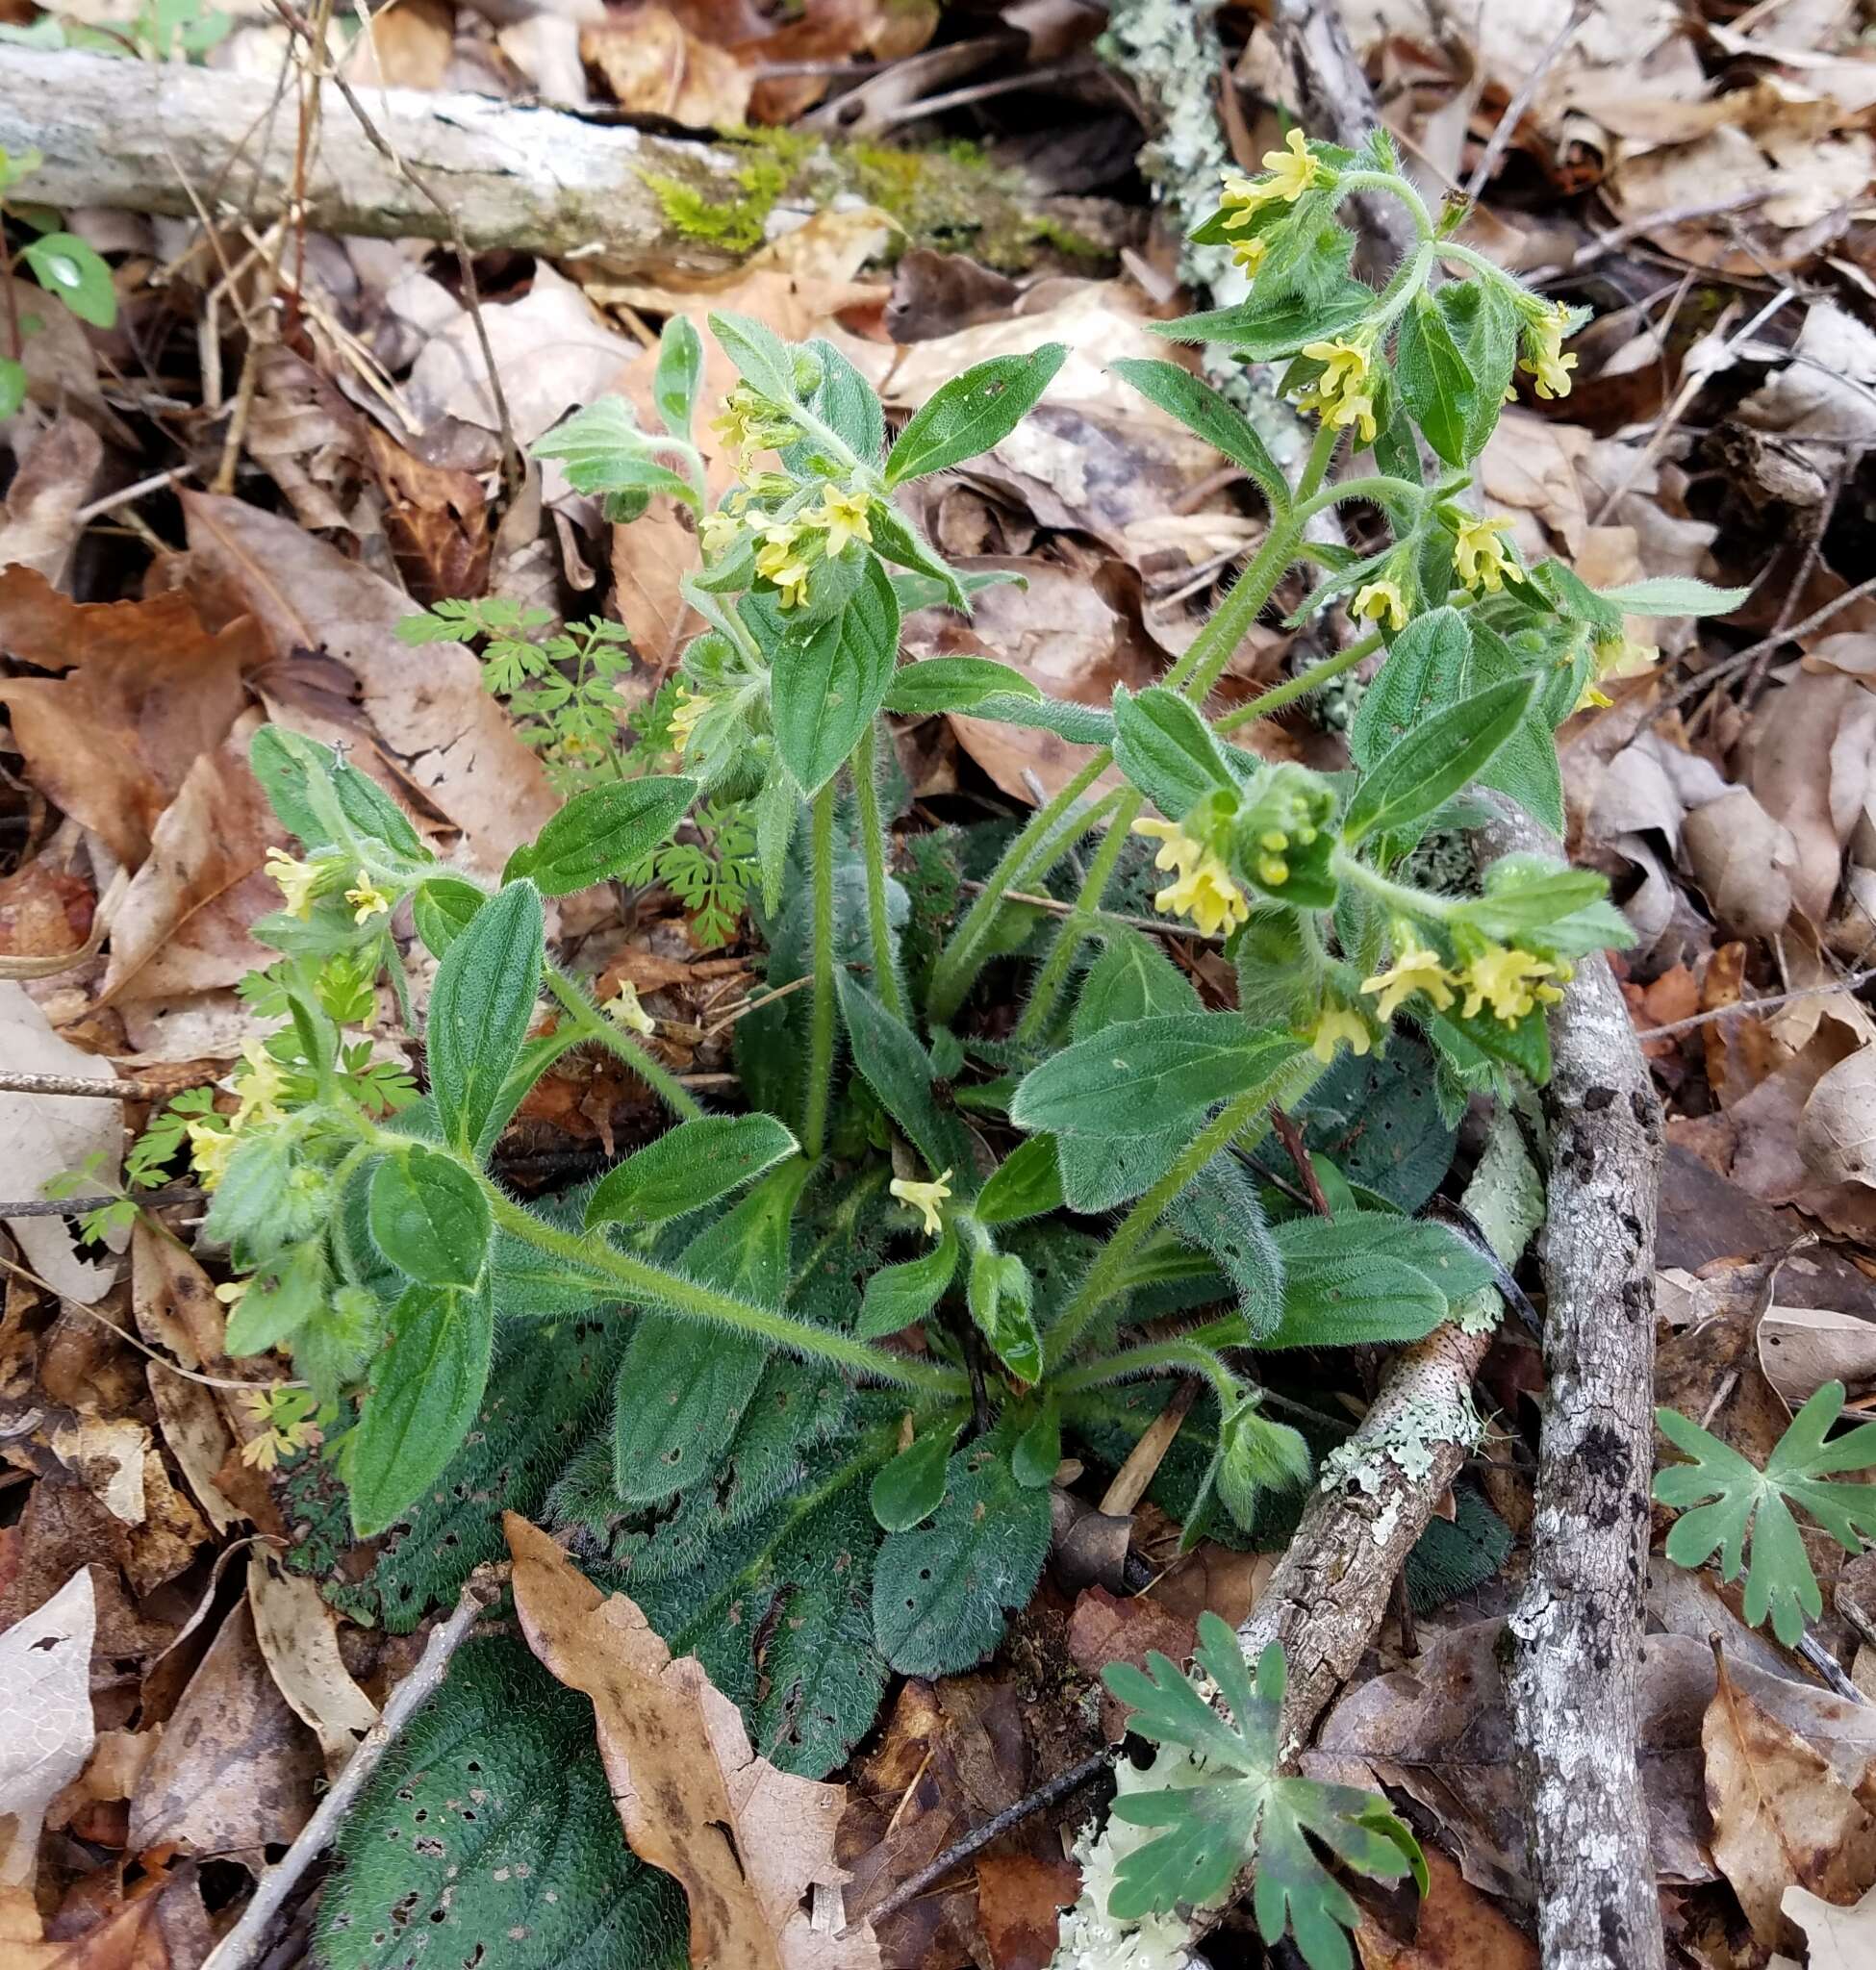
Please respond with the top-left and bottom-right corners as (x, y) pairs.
(1488, 806), (1667, 1970)
(0, 48), (744, 270)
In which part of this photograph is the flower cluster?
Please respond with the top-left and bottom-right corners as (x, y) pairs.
(1296, 334), (1379, 443)
(186, 1037), (290, 1190)
(1219, 129), (1328, 273)
(702, 480), (877, 611)
(1575, 627), (1660, 711)
(1357, 933), (1569, 1027)
(1134, 818), (1251, 939)
(711, 383), (800, 459)
(891, 1168), (952, 1237)
(1452, 514), (1516, 594)
(1520, 301), (1577, 400)
(1352, 577), (1408, 632)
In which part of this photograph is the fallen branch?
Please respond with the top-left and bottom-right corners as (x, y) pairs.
(0, 47), (746, 269)
(1485, 807), (1667, 1970)
(201, 1570), (500, 1970)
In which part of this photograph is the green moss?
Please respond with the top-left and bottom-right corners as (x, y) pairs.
(643, 127), (816, 253)
(1021, 213), (1107, 263)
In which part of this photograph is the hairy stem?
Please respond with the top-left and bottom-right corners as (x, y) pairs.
(1015, 788), (1143, 1044)
(850, 719), (903, 1019)
(1213, 631), (1382, 732)
(804, 780), (837, 1158)
(484, 1186), (963, 1395)
(545, 969), (703, 1120)
(1051, 1336), (1242, 1406)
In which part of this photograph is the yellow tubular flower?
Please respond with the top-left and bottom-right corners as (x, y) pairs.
(668, 687), (712, 753)
(1260, 128), (1322, 202)
(1360, 941), (1458, 1022)
(1459, 945), (1569, 1023)
(604, 981), (657, 1036)
(1573, 628), (1661, 714)
(1296, 336), (1378, 442)
(890, 1168), (952, 1238)
(1521, 302), (1578, 400)
(817, 485), (874, 557)
(698, 509), (742, 558)
(187, 1118), (236, 1190)
(1453, 515), (1516, 594)
(265, 847), (319, 921)
(1351, 580), (1408, 633)
(232, 1038), (288, 1129)
(346, 871), (392, 925)
(1231, 233), (1268, 276)
(1133, 819), (1250, 938)
(754, 520), (813, 608)
(1309, 1006), (1373, 1064)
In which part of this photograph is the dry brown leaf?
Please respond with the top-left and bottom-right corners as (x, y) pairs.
(1067, 1586), (1194, 1743)
(504, 1512), (880, 1970)
(975, 1851), (1080, 1970)
(46, 1725), (161, 1834)
(0, 416), (103, 584)
(0, 1856), (214, 1967)
(97, 712), (283, 1005)
(1758, 1304), (1876, 1406)
(1704, 1644), (1876, 1951)
(1683, 789), (1800, 942)
(127, 1600), (319, 1866)
(1354, 1845), (1537, 1970)
(0, 1569), (94, 1887)
(343, 0), (453, 88)
(245, 1549), (377, 1781)
(1778, 1879), (1876, 1970)
(1746, 668), (1876, 925)
(367, 426), (492, 607)
(50, 1418), (148, 1526)
(582, 4), (752, 126)
(183, 492), (558, 872)
(0, 567), (257, 869)
(1800, 1045), (1876, 1189)
(0, 1478), (170, 1671)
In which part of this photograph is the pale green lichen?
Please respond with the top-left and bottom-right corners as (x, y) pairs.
(1053, 1755), (1208, 1970)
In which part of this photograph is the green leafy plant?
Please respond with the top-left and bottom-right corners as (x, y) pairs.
(0, 145), (118, 417)
(1102, 1615), (1424, 1966)
(1655, 1382), (1876, 1645)
(0, 0), (230, 61)
(197, 135), (1750, 1957)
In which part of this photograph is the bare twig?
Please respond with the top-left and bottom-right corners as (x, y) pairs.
(1635, 967), (1876, 1041)
(1484, 800), (1666, 1970)
(0, 1184), (202, 1217)
(202, 1573), (500, 1970)
(0, 1068), (175, 1101)
(954, 878), (1226, 946)
(859, 1752), (1109, 1928)
(1462, 0), (1589, 202)
(1098, 1380), (1200, 1519)
(1653, 573), (1876, 724)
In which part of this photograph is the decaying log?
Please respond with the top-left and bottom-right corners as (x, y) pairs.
(1485, 808), (1667, 1970)
(0, 47), (745, 271)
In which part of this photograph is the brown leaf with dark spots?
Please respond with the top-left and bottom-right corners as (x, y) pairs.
(1354, 1845), (1535, 1969)
(366, 427), (491, 606)
(976, 1851), (1079, 1970)
(504, 1512), (880, 1970)
(1066, 1586), (1194, 1743)
(1703, 1643), (1876, 1951)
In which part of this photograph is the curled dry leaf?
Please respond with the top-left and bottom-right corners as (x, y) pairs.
(0, 1569), (94, 1888)
(0, 414), (102, 585)
(1682, 789), (1800, 942)
(1745, 668), (1876, 926)
(1353, 1844), (1536, 1970)
(581, 3), (753, 127)
(504, 1513), (882, 1970)
(1799, 1045), (1876, 1189)
(1703, 1643), (1876, 1952)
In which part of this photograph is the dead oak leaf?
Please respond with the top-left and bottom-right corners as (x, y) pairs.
(504, 1513), (881, 1970)
(1704, 1643), (1876, 1952)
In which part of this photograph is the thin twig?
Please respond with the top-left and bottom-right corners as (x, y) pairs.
(1525, 189), (1772, 284)
(0, 1183), (203, 1217)
(859, 1752), (1109, 1928)
(0, 1068), (177, 1101)
(1635, 968), (1876, 1041)
(1653, 574), (1876, 724)
(270, 0), (521, 497)
(203, 1573), (499, 1970)
(1461, 0), (1588, 202)
(955, 880), (1225, 946)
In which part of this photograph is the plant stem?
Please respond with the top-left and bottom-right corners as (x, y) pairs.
(545, 969), (703, 1121)
(1160, 518), (1303, 702)
(1015, 788), (1142, 1044)
(1051, 1337), (1242, 1407)
(850, 720), (903, 1019)
(484, 1186), (964, 1395)
(803, 779), (837, 1157)
(1331, 845), (1459, 922)
(1294, 418), (1341, 503)
(1049, 1082), (1287, 1365)
(1213, 632), (1383, 732)
(925, 760), (1114, 1025)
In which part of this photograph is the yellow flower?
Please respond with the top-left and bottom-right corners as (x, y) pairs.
(345, 871), (392, 925)
(1309, 1006), (1373, 1064)
(1521, 302), (1578, 400)
(712, 385), (792, 457)
(187, 1118), (236, 1190)
(698, 508), (742, 558)
(604, 981), (656, 1037)
(1297, 335), (1378, 442)
(754, 520), (813, 609)
(266, 847), (319, 921)
(1261, 128), (1323, 200)
(1453, 515), (1516, 594)
(215, 1278), (248, 1308)
(232, 1038), (288, 1129)
(890, 1168), (952, 1238)
(817, 485), (874, 557)
(668, 687), (712, 753)
(1360, 940), (1458, 1022)
(1352, 580), (1408, 632)
(1230, 233), (1268, 277)
(1458, 945), (1569, 1023)
(1133, 819), (1250, 939)
(1573, 627), (1661, 713)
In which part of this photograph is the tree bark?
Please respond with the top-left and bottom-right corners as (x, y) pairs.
(1486, 805), (1667, 1970)
(0, 47), (744, 270)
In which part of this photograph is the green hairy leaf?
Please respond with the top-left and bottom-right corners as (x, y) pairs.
(1261, 1213), (1495, 1349)
(883, 657), (1041, 715)
(21, 230), (116, 328)
(857, 1225), (957, 1338)
(368, 1147), (491, 1290)
(870, 1419), (961, 1531)
(250, 723), (427, 862)
(425, 878), (544, 1157)
(1340, 675), (1536, 847)
(584, 1113), (799, 1228)
(503, 775), (697, 895)
(769, 555), (900, 796)
(533, 396), (699, 510)
(1594, 576), (1750, 616)
(652, 315), (703, 440)
(884, 344), (1068, 486)
(1112, 684), (1240, 821)
(1109, 358), (1291, 513)
(1103, 1617), (1421, 1967)
(1656, 1381), (1876, 1645)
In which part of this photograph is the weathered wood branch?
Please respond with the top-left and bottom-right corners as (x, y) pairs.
(1486, 810), (1667, 1970)
(0, 47), (744, 270)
